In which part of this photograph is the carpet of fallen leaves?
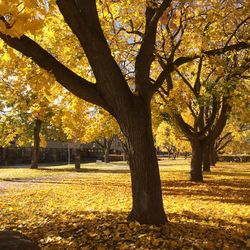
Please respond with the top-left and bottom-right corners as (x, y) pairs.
(0, 159), (249, 250)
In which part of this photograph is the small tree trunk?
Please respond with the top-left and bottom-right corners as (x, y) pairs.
(121, 142), (129, 162)
(31, 119), (42, 169)
(190, 141), (203, 182)
(104, 147), (110, 163)
(210, 142), (218, 166)
(1, 147), (7, 166)
(103, 138), (112, 163)
(167, 148), (171, 159)
(119, 100), (167, 225)
(203, 144), (211, 172)
(75, 149), (81, 171)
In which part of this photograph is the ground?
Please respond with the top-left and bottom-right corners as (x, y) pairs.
(0, 159), (249, 250)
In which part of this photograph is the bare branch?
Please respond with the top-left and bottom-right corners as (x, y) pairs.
(175, 69), (196, 97)
(194, 57), (203, 95)
(224, 16), (250, 47)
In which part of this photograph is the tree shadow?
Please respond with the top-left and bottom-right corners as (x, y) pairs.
(38, 167), (130, 174)
(2, 177), (131, 187)
(206, 171), (250, 177)
(161, 174), (250, 205)
(4, 210), (248, 249)
(159, 162), (189, 167)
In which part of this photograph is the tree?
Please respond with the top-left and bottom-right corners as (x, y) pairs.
(154, 3), (249, 180)
(216, 90), (250, 157)
(58, 95), (121, 163)
(79, 109), (120, 163)
(0, 0), (249, 224)
(0, 49), (65, 168)
(155, 120), (190, 157)
(158, 53), (249, 181)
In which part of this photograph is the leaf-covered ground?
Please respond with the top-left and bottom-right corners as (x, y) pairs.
(0, 159), (249, 249)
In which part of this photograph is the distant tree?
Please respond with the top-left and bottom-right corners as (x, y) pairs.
(59, 97), (121, 163)
(0, 52), (66, 168)
(155, 120), (190, 158)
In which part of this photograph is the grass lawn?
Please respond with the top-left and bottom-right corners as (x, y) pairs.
(0, 159), (249, 249)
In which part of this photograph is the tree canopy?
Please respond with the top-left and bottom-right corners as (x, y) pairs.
(0, 0), (249, 224)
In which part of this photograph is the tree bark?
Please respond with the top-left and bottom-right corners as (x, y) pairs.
(31, 119), (42, 169)
(103, 138), (112, 163)
(0, 147), (7, 166)
(119, 100), (167, 225)
(75, 149), (81, 171)
(104, 147), (110, 163)
(120, 141), (128, 162)
(210, 142), (218, 166)
(203, 145), (211, 172)
(190, 141), (203, 182)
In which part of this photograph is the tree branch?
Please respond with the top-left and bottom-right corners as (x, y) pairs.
(216, 132), (232, 152)
(217, 137), (232, 153)
(175, 69), (196, 97)
(173, 42), (249, 67)
(135, 0), (172, 95)
(187, 101), (197, 120)
(224, 16), (250, 47)
(194, 57), (203, 95)
(0, 33), (109, 110)
(204, 98), (231, 144)
(197, 97), (218, 137)
(173, 113), (194, 140)
(150, 41), (249, 96)
(56, 0), (132, 103)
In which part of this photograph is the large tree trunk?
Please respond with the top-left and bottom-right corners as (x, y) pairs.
(119, 100), (167, 225)
(31, 119), (42, 169)
(203, 144), (211, 172)
(190, 141), (203, 182)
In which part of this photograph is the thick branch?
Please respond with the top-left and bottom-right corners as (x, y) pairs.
(205, 98), (231, 144)
(194, 57), (203, 94)
(173, 113), (194, 140)
(217, 132), (232, 145)
(197, 97), (218, 137)
(0, 33), (108, 109)
(187, 101), (197, 120)
(56, 0), (132, 103)
(216, 133), (233, 152)
(135, 0), (172, 95)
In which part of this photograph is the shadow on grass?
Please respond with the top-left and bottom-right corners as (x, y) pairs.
(159, 162), (189, 167)
(37, 167), (130, 174)
(205, 171), (250, 177)
(5, 210), (248, 250)
(2, 176), (130, 186)
(161, 173), (250, 205)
